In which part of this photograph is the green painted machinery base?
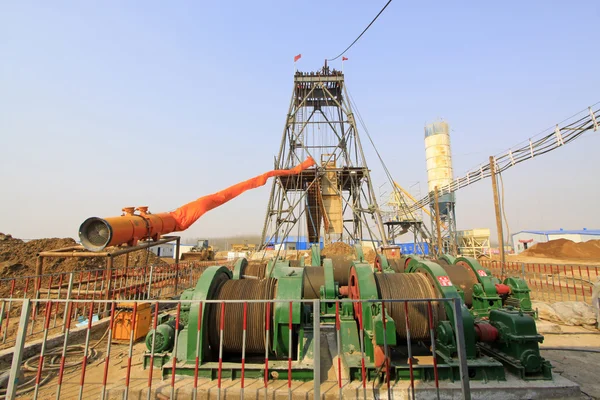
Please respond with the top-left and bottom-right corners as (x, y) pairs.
(478, 343), (553, 381)
(153, 327), (317, 381)
(143, 352), (170, 369)
(162, 360), (314, 381)
(340, 314), (504, 383)
(343, 350), (505, 383)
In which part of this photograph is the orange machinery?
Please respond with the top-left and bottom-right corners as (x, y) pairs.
(112, 302), (152, 342)
(79, 157), (315, 252)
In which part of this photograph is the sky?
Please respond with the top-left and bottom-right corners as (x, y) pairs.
(1, 1), (599, 243)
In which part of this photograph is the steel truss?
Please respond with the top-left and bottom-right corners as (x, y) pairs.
(260, 65), (387, 249)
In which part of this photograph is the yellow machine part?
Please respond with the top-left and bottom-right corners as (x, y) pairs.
(180, 249), (214, 261)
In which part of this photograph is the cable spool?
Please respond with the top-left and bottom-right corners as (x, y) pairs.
(242, 261), (267, 279)
(207, 278), (276, 353)
(328, 255), (352, 285)
(388, 259), (403, 273)
(435, 259), (478, 307)
(374, 273), (445, 340)
(303, 266), (325, 299)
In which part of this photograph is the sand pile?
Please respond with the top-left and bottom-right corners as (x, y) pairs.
(0, 232), (166, 278)
(364, 249), (377, 263)
(521, 239), (600, 260)
(321, 242), (354, 257)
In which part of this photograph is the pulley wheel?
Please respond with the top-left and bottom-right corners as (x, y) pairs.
(303, 267), (325, 299)
(435, 260), (478, 307)
(348, 266), (363, 318)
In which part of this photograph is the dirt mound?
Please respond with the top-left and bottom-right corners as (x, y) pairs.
(321, 242), (354, 257)
(521, 239), (600, 260)
(364, 249), (377, 263)
(0, 232), (166, 278)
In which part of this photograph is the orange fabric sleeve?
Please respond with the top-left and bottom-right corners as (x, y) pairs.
(170, 157), (316, 231)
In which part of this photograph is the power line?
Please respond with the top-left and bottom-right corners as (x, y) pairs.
(327, 0), (393, 61)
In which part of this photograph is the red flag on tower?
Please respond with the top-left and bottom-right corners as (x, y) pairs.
(294, 54), (302, 62)
(342, 56), (348, 61)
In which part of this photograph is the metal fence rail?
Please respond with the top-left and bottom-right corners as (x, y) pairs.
(0, 261), (236, 348)
(0, 297), (470, 400)
(480, 260), (599, 304)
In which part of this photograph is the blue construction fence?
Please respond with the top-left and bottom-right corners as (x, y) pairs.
(266, 237), (429, 255)
(397, 242), (430, 255)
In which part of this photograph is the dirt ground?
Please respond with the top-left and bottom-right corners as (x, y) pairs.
(8, 320), (599, 399)
(486, 239), (600, 266)
(538, 324), (600, 399)
(522, 239), (600, 260)
(0, 232), (166, 280)
(504, 254), (600, 266)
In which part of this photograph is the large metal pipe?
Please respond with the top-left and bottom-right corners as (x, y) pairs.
(79, 207), (177, 251)
(79, 158), (315, 252)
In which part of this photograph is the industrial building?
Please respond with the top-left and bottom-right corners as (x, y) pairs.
(149, 242), (194, 258)
(458, 228), (491, 258)
(512, 229), (600, 253)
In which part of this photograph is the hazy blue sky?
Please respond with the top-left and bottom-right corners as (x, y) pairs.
(1, 1), (599, 242)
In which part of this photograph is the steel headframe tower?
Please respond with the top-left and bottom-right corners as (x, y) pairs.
(260, 63), (387, 249)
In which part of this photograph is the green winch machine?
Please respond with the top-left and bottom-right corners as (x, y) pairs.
(343, 258), (552, 381)
(142, 249), (551, 384)
(395, 254), (534, 318)
(143, 261), (317, 380)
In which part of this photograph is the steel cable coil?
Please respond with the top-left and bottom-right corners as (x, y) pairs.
(208, 278), (276, 354)
(374, 273), (445, 340)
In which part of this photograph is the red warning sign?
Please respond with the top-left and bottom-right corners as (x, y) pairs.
(477, 270), (487, 277)
(437, 276), (452, 287)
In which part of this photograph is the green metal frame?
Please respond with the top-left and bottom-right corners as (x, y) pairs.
(439, 254), (456, 265)
(318, 258), (341, 322)
(374, 253), (396, 273)
(503, 277), (534, 313)
(354, 244), (365, 262)
(454, 257), (503, 318)
(402, 255), (423, 272)
(310, 244), (321, 266)
(345, 262), (397, 364)
(406, 260), (477, 359)
(272, 269), (304, 357)
(479, 308), (552, 380)
(451, 257), (533, 316)
(232, 257), (247, 280)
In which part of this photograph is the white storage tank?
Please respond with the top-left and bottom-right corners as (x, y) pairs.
(424, 121), (454, 193)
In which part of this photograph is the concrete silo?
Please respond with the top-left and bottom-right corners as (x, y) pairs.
(425, 121), (457, 254)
